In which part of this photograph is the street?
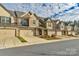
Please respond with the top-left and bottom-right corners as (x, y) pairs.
(0, 39), (79, 56)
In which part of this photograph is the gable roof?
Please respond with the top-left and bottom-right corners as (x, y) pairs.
(0, 4), (12, 16)
(0, 4), (25, 17)
(8, 10), (25, 17)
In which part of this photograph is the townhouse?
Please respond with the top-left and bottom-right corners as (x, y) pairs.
(0, 4), (48, 37)
(0, 4), (77, 37)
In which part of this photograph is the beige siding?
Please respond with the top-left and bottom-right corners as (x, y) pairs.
(60, 22), (65, 30)
(0, 6), (10, 17)
(11, 17), (15, 23)
(29, 14), (39, 27)
(0, 6), (15, 24)
(46, 23), (53, 29)
(46, 19), (53, 29)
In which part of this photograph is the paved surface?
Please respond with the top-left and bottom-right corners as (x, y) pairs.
(0, 39), (79, 56)
(0, 36), (22, 49)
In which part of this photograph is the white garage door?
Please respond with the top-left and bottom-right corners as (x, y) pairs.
(0, 29), (15, 37)
(20, 30), (33, 36)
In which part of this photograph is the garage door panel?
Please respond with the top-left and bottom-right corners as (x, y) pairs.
(20, 30), (33, 36)
(0, 29), (15, 37)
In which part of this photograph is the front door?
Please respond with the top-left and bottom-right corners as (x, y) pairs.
(38, 29), (42, 35)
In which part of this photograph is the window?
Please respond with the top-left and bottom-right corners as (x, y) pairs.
(48, 23), (51, 27)
(33, 20), (36, 24)
(1, 17), (5, 23)
(0, 16), (11, 24)
(6, 17), (11, 23)
(21, 19), (27, 26)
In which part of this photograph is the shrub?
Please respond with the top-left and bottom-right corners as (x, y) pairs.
(67, 34), (73, 36)
(51, 34), (56, 37)
(39, 35), (50, 38)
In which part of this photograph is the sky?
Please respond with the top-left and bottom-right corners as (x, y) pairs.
(2, 3), (79, 21)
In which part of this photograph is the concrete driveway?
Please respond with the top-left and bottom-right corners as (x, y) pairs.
(0, 36), (22, 49)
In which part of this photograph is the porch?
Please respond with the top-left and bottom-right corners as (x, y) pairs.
(33, 28), (48, 36)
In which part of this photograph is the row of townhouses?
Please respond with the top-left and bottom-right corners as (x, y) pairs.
(0, 4), (78, 37)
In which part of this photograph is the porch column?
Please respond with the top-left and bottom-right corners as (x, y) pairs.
(42, 30), (44, 35)
(35, 29), (39, 36)
(15, 28), (20, 37)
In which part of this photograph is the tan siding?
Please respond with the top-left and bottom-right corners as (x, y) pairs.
(0, 6), (15, 24)
(46, 19), (53, 29)
(29, 14), (39, 27)
(0, 6), (10, 17)
(11, 17), (15, 23)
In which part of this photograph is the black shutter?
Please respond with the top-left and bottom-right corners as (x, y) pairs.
(9, 17), (11, 23)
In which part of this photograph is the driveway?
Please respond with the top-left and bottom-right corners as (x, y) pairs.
(0, 39), (79, 56)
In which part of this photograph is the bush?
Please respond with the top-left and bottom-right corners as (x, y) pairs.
(39, 35), (50, 38)
(67, 34), (73, 36)
(51, 34), (56, 37)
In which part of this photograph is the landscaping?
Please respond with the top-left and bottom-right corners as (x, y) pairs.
(39, 35), (61, 40)
(16, 36), (27, 42)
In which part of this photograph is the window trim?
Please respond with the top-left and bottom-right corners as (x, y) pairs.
(33, 20), (36, 25)
(48, 22), (51, 27)
(0, 16), (11, 24)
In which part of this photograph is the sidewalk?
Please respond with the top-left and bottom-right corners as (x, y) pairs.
(0, 35), (79, 49)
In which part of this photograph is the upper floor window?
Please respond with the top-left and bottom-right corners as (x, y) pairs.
(21, 19), (27, 26)
(33, 20), (36, 24)
(48, 23), (51, 27)
(5, 17), (11, 23)
(0, 16), (11, 24)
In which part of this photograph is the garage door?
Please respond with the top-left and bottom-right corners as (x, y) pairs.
(0, 29), (15, 37)
(20, 30), (33, 36)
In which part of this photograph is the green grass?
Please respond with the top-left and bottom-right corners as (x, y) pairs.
(16, 36), (27, 42)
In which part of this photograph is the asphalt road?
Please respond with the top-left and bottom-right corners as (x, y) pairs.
(0, 39), (79, 56)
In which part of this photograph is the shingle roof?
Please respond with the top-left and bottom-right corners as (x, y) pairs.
(0, 4), (25, 17)
(8, 10), (25, 17)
